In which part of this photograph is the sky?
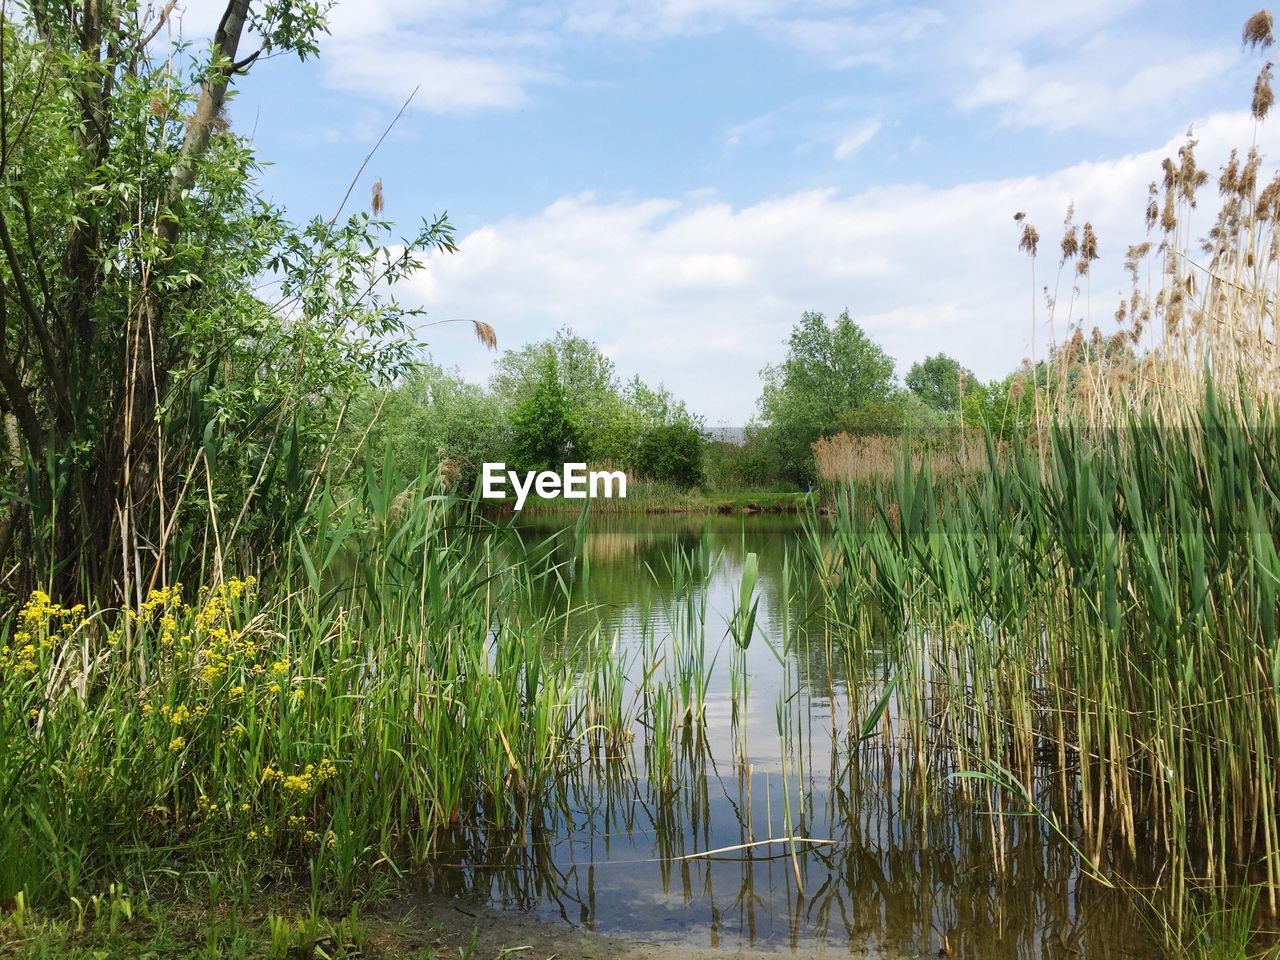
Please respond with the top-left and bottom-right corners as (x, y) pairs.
(177, 0), (1280, 425)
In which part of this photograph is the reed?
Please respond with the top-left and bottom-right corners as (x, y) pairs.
(812, 429), (990, 486)
(810, 388), (1280, 946)
(1017, 10), (1280, 430)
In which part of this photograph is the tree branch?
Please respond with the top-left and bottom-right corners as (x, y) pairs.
(0, 210), (64, 408)
(162, 0), (250, 243)
(136, 0), (178, 50)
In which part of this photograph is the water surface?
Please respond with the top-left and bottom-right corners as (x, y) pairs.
(424, 513), (1158, 958)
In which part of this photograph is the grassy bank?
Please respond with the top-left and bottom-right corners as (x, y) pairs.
(0, 467), (635, 914)
(487, 480), (811, 515)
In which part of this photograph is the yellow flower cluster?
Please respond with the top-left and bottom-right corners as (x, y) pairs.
(1, 590), (88, 673)
(118, 578), (265, 690)
(261, 758), (338, 795)
(162, 703), (204, 726)
(191, 578), (260, 683)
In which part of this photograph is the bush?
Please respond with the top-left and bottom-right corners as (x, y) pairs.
(704, 429), (785, 490)
(635, 421), (705, 487)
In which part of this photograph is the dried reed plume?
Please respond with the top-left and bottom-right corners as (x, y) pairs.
(1016, 212), (1040, 257)
(371, 177), (385, 217)
(472, 320), (498, 350)
(1031, 10), (1280, 429)
(1244, 9), (1275, 49)
(1255, 62), (1276, 120)
(813, 431), (990, 485)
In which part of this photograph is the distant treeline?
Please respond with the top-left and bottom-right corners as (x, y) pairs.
(354, 313), (1042, 495)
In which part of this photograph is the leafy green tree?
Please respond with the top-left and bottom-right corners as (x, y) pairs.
(758, 311), (896, 482)
(507, 354), (578, 472)
(906, 353), (975, 412)
(0, 2), (456, 600)
(961, 370), (1036, 439)
(704, 427), (783, 490)
(625, 377), (706, 484)
(492, 328), (635, 463)
(829, 392), (941, 437)
(346, 363), (507, 487)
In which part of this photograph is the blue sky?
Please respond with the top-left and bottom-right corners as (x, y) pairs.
(182, 0), (1278, 423)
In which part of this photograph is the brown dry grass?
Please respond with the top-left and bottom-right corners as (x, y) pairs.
(1017, 10), (1280, 428)
(813, 430), (991, 485)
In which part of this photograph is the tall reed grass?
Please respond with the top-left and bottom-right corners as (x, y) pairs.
(812, 430), (990, 486)
(810, 386), (1280, 944)
(1018, 10), (1280, 429)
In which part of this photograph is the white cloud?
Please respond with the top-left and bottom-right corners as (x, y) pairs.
(321, 42), (547, 113)
(171, 0), (1248, 130)
(406, 111), (1280, 423)
(951, 0), (1242, 133)
(772, 7), (947, 68)
(174, 0), (551, 113)
(561, 0), (792, 39)
(961, 47), (1238, 133)
(833, 119), (882, 159)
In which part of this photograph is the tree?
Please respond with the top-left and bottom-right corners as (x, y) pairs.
(625, 377), (706, 485)
(704, 428), (781, 490)
(906, 353), (975, 412)
(346, 363), (508, 488)
(961, 369), (1036, 439)
(0, 3), (456, 600)
(492, 329), (635, 463)
(507, 354), (578, 472)
(757, 311), (896, 482)
(829, 392), (941, 437)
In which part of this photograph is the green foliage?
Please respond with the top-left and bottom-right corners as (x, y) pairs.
(905, 353), (975, 412)
(758, 311), (896, 482)
(704, 429), (786, 490)
(507, 354), (578, 471)
(635, 421), (705, 487)
(492, 328), (630, 463)
(345, 363), (508, 488)
(827, 391), (943, 437)
(0, 2), (453, 600)
(960, 370), (1036, 439)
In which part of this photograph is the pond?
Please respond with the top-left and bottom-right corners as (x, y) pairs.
(422, 512), (1160, 959)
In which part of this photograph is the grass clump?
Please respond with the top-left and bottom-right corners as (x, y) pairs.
(0, 473), (598, 914)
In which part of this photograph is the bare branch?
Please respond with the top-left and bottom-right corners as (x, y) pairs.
(0, 212), (70, 430)
(136, 0), (178, 49)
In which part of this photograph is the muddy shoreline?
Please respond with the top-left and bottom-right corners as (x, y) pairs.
(383, 893), (886, 959)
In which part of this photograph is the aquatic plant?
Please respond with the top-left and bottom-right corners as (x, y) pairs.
(812, 388), (1280, 946)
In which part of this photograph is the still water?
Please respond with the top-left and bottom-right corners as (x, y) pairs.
(423, 513), (1157, 958)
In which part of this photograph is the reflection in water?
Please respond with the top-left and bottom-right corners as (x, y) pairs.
(418, 514), (1160, 958)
